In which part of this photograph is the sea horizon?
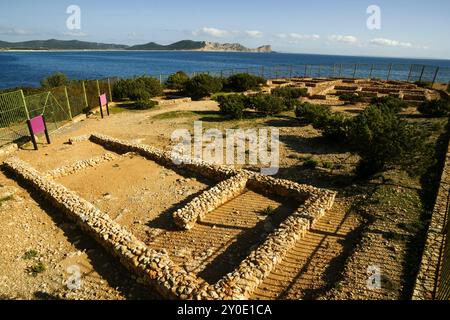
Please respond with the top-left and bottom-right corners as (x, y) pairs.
(1, 50), (450, 89)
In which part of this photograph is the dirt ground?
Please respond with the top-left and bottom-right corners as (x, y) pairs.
(0, 97), (445, 300)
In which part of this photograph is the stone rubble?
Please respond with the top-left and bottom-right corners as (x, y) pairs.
(45, 153), (117, 179)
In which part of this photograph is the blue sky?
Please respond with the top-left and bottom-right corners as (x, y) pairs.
(1, 0), (449, 59)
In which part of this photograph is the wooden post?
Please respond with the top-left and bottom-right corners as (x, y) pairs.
(82, 81), (89, 109)
(339, 64), (343, 78)
(108, 78), (113, 102)
(20, 90), (30, 120)
(96, 80), (101, 96)
(64, 86), (73, 120)
(304, 65), (308, 77)
(353, 64), (358, 79)
(369, 64), (374, 79)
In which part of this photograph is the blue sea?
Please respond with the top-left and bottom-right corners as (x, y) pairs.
(1, 51), (450, 89)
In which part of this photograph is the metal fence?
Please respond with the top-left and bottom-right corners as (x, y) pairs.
(0, 78), (113, 148)
(1, 63), (450, 149)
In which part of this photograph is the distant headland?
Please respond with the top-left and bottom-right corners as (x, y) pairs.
(0, 39), (272, 53)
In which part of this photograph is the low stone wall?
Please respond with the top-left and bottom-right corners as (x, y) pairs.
(89, 133), (238, 181)
(2, 157), (206, 300)
(4, 134), (337, 299)
(45, 153), (117, 179)
(0, 143), (18, 157)
(173, 173), (249, 230)
(413, 139), (450, 300)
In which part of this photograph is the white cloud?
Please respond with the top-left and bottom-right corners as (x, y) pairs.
(277, 33), (320, 42)
(192, 27), (231, 38)
(328, 35), (358, 44)
(0, 26), (33, 36)
(245, 30), (263, 38)
(369, 38), (412, 48)
(60, 31), (88, 37)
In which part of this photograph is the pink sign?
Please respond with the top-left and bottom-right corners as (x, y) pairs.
(29, 115), (46, 134)
(99, 94), (107, 107)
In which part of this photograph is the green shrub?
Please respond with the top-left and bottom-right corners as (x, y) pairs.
(303, 158), (319, 169)
(134, 76), (163, 97)
(166, 71), (190, 91)
(348, 105), (426, 178)
(272, 87), (308, 99)
(339, 93), (363, 104)
(215, 94), (246, 119)
(320, 112), (352, 142)
(295, 103), (331, 127)
(134, 100), (156, 110)
(371, 96), (408, 113)
(184, 74), (223, 100)
(41, 72), (69, 88)
(129, 88), (152, 101)
(225, 73), (266, 92)
(112, 77), (162, 101)
(247, 94), (285, 116)
(418, 99), (450, 117)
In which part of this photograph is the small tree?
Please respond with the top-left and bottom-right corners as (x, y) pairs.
(184, 74), (223, 100)
(41, 72), (69, 88)
(215, 94), (246, 119)
(370, 96), (408, 113)
(418, 99), (450, 117)
(166, 71), (190, 91)
(349, 105), (426, 178)
(225, 73), (266, 92)
(247, 94), (285, 116)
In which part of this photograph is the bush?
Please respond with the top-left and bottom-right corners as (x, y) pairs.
(348, 105), (426, 178)
(415, 81), (432, 88)
(295, 103), (331, 127)
(321, 112), (352, 142)
(225, 73), (266, 92)
(113, 77), (162, 101)
(129, 88), (152, 101)
(371, 96), (408, 113)
(339, 93), (363, 104)
(166, 71), (189, 91)
(215, 94), (246, 119)
(303, 158), (319, 169)
(272, 87), (308, 99)
(418, 99), (450, 117)
(41, 72), (69, 88)
(184, 74), (223, 100)
(134, 100), (157, 110)
(134, 76), (163, 97)
(247, 94), (285, 116)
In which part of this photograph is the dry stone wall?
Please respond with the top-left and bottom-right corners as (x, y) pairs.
(2, 134), (337, 299)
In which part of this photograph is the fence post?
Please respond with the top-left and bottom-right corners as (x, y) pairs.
(20, 90), (30, 120)
(304, 65), (308, 77)
(289, 65), (293, 79)
(431, 67), (440, 88)
(82, 81), (89, 109)
(318, 65), (322, 78)
(108, 78), (113, 103)
(369, 64), (374, 79)
(387, 64), (393, 81)
(339, 64), (343, 78)
(64, 86), (73, 120)
(353, 64), (358, 79)
(419, 65), (426, 82)
(96, 80), (101, 96)
(407, 65), (414, 82)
